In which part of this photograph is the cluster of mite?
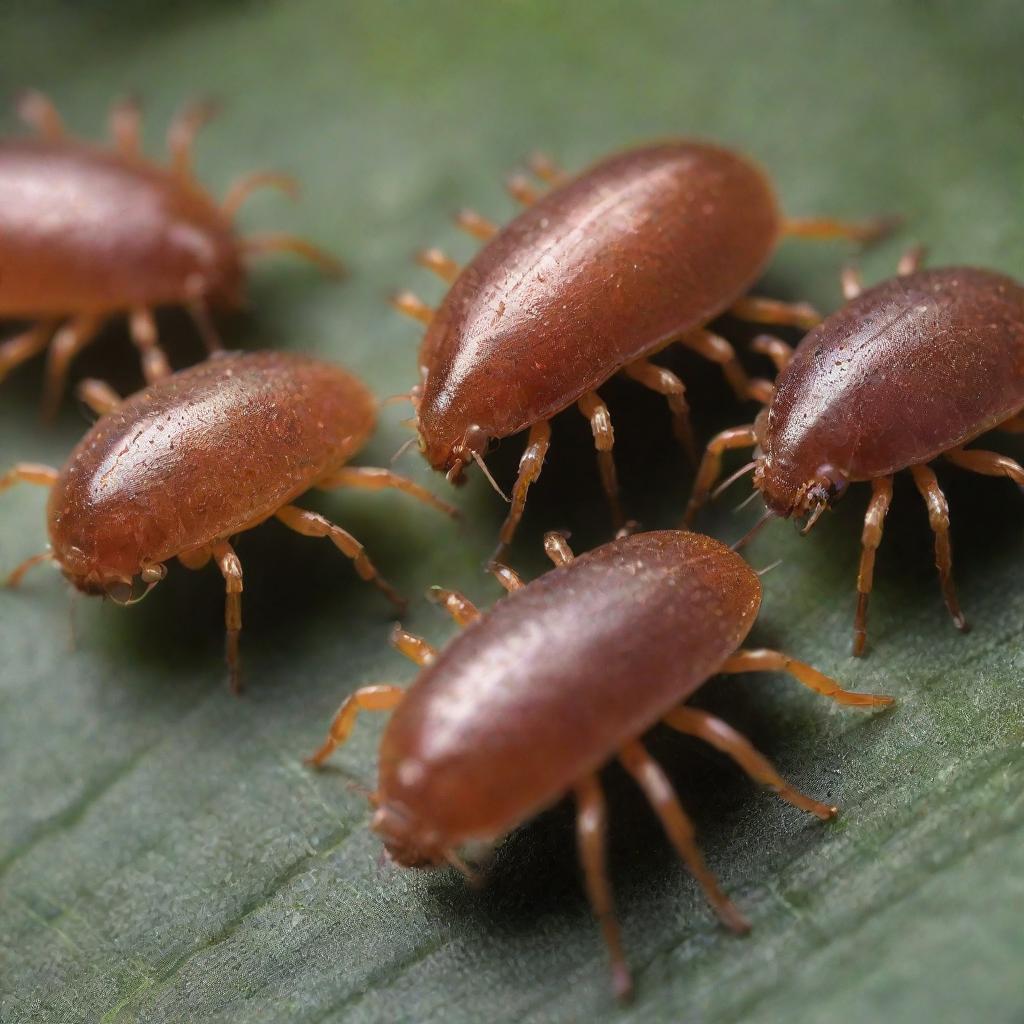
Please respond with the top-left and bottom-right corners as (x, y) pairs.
(4, 92), (1024, 1001)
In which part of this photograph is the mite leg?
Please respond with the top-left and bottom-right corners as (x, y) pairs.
(497, 420), (552, 551)
(16, 90), (64, 139)
(76, 379), (122, 417)
(574, 774), (633, 1001)
(543, 531), (574, 566)
(416, 248), (461, 283)
(719, 648), (894, 706)
(528, 152), (568, 185)
(489, 562), (524, 592)
(7, 550), (54, 588)
(680, 328), (755, 402)
(0, 322), (59, 384)
(840, 266), (863, 300)
(390, 290), (435, 326)
(167, 98), (218, 178)
(618, 739), (750, 934)
(108, 95), (141, 156)
(455, 209), (499, 241)
(664, 707), (836, 819)
(222, 171), (299, 219)
(306, 684), (404, 767)
(750, 334), (794, 373)
(0, 463), (59, 493)
(782, 215), (897, 244)
(729, 296), (821, 331)
(621, 358), (696, 463)
(683, 425), (758, 526)
(847, 476), (895, 654)
(910, 463), (968, 633)
(897, 244), (927, 275)
(318, 466), (458, 518)
(241, 234), (344, 277)
(211, 540), (244, 693)
(129, 308), (172, 384)
(42, 314), (104, 420)
(578, 391), (623, 529)
(945, 446), (1024, 486)
(178, 546), (212, 571)
(274, 504), (404, 609)
(427, 586), (480, 625)
(505, 174), (540, 206)
(993, 414), (1024, 435)
(390, 624), (437, 666)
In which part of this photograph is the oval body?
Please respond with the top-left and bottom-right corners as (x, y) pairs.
(418, 142), (781, 469)
(47, 351), (375, 589)
(758, 267), (1024, 513)
(375, 531), (760, 855)
(0, 138), (243, 315)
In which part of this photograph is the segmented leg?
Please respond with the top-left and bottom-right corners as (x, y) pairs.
(318, 465), (458, 518)
(306, 684), (405, 766)
(241, 234), (344, 276)
(498, 420), (551, 550)
(783, 215), (896, 243)
(76, 379), (122, 417)
(416, 248), (461, 283)
(109, 95), (141, 156)
(168, 98), (218, 178)
(850, 475), (894, 656)
(719, 647), (893, 706)
(729, 296), (821, 330)
(897, 244), (927, 275)
(910, 463), (967, 633)
(6, 550), (54, 588)
(574, 774), (632, 1001)
(750, 334), (794, 373)
(390, 625), (437, 666)
(664, 707), (836, 819)
(178, 546), (212, 571)
(684, 425), (758, 526)
(427, 586), (480, 625)
(274, 504), (404, 608)
(528, 152), (568, 185)
(391, 290), (435, 326)
(618, 739), (749, 934)
(42, 314), (104, 419)
(621, 358), (695, 462)
(222, 171), (299, 219)
(17, 90), (63, 138)
(840, 266), (863, 300)
(543, 531), (574, 566)
(946, 446), (1024, 483)
(489, 563), (524, 592)
(0, 321), (59, 383)
(129, 308), (171, 384)
(505, 174), (539, 205)
(211, 540), (244, 693)
(185, 290), (224, 353)
(455, 209), (499, 240)
(0, 463), (59, 493)
(680, 329), (753, 401)
(578, 391), (623, 529)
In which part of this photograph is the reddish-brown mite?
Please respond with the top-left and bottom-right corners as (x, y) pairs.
(0, 90), (342, 416)
(394, 142), (890, 552)
(0, 350), (456, 690)
(686, 249), (1024, 653)
(307, 529), (892, 999)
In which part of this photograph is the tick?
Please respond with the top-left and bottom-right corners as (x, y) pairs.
(0, 91), (341, 417)
(307, 529), (892, 999)
(394, 142), (889, 552)
(0, 350), (456, 690)
(686, 249), (1024, 653)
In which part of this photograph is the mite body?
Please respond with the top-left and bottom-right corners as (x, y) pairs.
(1, 351), (454, 690)
(687, 252), (1024, 652)
(0, 91), (340, 416)
(397, 141), (888, 551)
(308, 530), (891, 998)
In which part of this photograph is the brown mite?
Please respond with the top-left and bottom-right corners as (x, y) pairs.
(307, 529), (892, 1000)
(393, 142), (892, 554)
(0, 350), (456, 691)
(0, 90), (342, 417)
(686, 248), (1024, 654)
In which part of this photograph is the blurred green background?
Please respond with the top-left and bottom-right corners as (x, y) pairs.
(1, 2), (1023, 1022)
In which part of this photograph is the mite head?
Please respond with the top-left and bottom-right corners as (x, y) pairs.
(371, 802), (447, 870)
(754, 456), (848, 533)
(418, 421), (493, 487)
(54, 542), (167, 605)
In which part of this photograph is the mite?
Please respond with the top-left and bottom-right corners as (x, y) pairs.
(0, 91), (341, 416)
(0, 350), (456, 690)
(686, 249), (1024, 653)
(394, 142), (890, 552)
(307, 529), (892, 999)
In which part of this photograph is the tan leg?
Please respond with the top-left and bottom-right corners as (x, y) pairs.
(897, 244), (927, 275)
(578, 391), (623, 529)
(683, 424), (758, 526)
(129, 308), (171, 384)
(390, 290), (435, 326)
(909, 463), (967, 633)
(498, 420), (552, 550)
(427, 586), (480, 625)
(664, 707), (836, 819)
(574, 774), (632, 1001)
(221, 171), (299, 219)
(848, 475), (894, 655)
(108, 95), (141, 156)
(680, 328), (753, 402)
(621, 358), (695, 462)
(275, 504), (404, 609)
(167, 98), (218, 178)
(7, 550), (54, 588)
(719, 647), (894, 706)
(211, 540), (244, 693)
(489, 563), (524, 592)
(0, 321), (59, 383)
(750, 334), (795, 373)
(528, 152), (568, 185)
(178, 547), (212, 571)
(390, 625), (437, 666)
(618, 739), (749, 934)
(945, 446), (1024, 485)
(729, 296), (821, 330)
(505, 173), (539, 206)
(782, 215), (896, 243)
(0, 463), (59, 492)
(241, 234), (344, 277)
(993, 414), (1024, 435)
(318, 465), (458, 518)
(76, 379), (122, 417)
(185, 292), (224, 353)
(454, 209), (499, 241)
(17, 90), (63, 138)
(415, 248), (461, 283)
(306, 684), (405, 766)
(543, 531), (574, 566)
(840, 266), (863, 300)
(42, 315), (104, 419)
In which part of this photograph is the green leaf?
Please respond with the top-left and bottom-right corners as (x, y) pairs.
(2, 2), (1023, 1021)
